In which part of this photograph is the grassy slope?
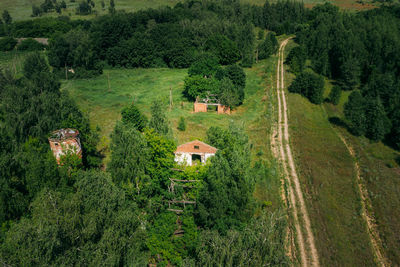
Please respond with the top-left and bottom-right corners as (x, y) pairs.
(324, 89), (400, 265)
(0, 0), (377, 22)
(283, 41), (376, 266)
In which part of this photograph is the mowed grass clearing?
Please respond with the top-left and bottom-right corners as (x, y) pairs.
(282, 41), (376, 266)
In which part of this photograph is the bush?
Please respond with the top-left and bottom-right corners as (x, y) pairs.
(0, 37), (17, 51)
(177, 117), (186, 131)
(17, 38), (46, 51)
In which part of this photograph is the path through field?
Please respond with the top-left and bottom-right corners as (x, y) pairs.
(273, 38), (319, 267)
(337, 133), (389, 267)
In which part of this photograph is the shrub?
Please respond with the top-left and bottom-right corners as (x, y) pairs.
(0, 37), (17, 51)
(177, 117), (186, 131)
(18, 38), (46, 51)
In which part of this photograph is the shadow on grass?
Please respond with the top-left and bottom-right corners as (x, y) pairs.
(328, 116), (348, 129)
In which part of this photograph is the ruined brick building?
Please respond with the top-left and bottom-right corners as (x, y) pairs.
(48, 128), (82, 164)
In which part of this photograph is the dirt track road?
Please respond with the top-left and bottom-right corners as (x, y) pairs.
(274, 38), (320, 267)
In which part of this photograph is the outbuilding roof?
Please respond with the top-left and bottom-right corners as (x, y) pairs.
(175, 140), (217, 154)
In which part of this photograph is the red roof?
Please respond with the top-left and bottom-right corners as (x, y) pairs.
(175, 140), (217, 154)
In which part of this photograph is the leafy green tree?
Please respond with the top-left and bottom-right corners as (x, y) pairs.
(177, 117), (186, 131)
(109, 0), (115, 14)
(109, 122), (150, 192)
(121, 103), (148, 132)
(196, 125), (254, 234)
(188, 54), (220, 78)
(329, 85), (341, 105)
(286, 45), (306, 74)
(205, 35), (241, 65)
(288, 71), (325, 104)
(344, 91), (367, 136)
(76, 1), (92, 15)
(31, 5), (42, 17)
(2, 10), (12, 25)
(364, 97), (391, 141)
(258, 32), (278, 60)
(0, 37), (16, 51)
(218, 77), (240, 109)
(183, 75), (220, 101)
(224, 64), (246, 104)
(0, 171), (148, 266)
(149, 100), (171, 136)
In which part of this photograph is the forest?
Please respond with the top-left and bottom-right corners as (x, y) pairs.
(1, 0), (400, 265)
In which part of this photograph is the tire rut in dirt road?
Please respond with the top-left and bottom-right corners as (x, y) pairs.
(275, 38), (319, 267)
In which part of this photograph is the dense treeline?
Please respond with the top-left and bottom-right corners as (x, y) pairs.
(0, 0), (307, 77)
(295, 3), (400, 147)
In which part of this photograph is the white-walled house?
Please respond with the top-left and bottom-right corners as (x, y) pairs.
(174, 140), (217, 166)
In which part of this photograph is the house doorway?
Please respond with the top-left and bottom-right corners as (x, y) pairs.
(192, 154), (202, 165)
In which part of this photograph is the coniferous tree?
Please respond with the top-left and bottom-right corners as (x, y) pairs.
(344, 91), (367, 136)
(365, 97), (391, 141)
(2, 10), (12, 25)
(329, 85), (341, 105)
(149, 100), (170, 136)
(121, 103), (147, 132)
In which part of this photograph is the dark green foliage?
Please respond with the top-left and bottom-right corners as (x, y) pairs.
(149, 100), (171, 136)
(177, 117), (186, 131)
(196, 126), (254, 234)
(194, 211), (289, 266)
(329, 85), (342, 105)
(218, 77), (240, 109)
(2, 10), (12, 25)
(188, 54), (220, 78)
(286, 45), (306, 74)
(121, 103), (148, 132)
(289, 71), (325, 104)
(0, 171), (148, 266)
(31, 5), (42, 17)
(205, 35), (241, 65)
(17, 38), (46, 51)
(0, 37), (16, 51)
(48, 29), (103, 77)
(258, 32), (278, 60)
(344, 91), (367, 136)
(10, 17), (73, 37)
(109, 122), (150, 187)
(183, 75), (220, 101)
(76, 1), (92, 15)
(224, 64), (246, 104)
(109, 0), (115, 14)
(364, 97), (391, 141)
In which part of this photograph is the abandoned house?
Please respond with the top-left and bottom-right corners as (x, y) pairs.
(48, 128), (82, 164)
(193, 96), (230, 114)
(174, 140), (217, 166)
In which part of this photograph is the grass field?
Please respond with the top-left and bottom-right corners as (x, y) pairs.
(324, 88), (400, 265)
(0, 0), (377, 22)
(282, 41), (377, 266)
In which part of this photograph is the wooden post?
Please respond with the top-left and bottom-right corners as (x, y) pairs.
(169, 87), (173, 111)
(107, 72), (111, 92)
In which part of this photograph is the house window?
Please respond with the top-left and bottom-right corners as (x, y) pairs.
(194, 145), (199, 149)
(55, 143), (59, 146)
